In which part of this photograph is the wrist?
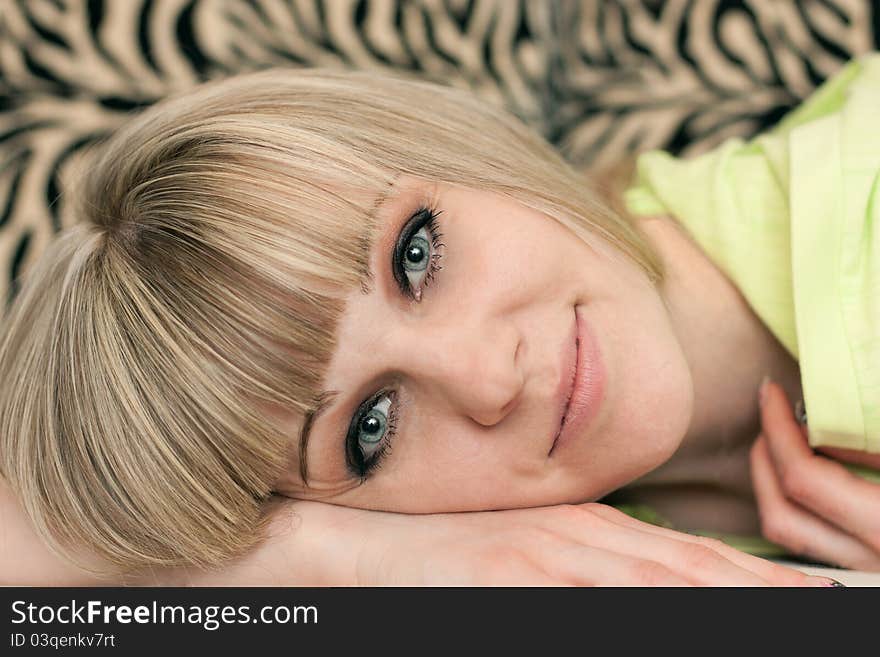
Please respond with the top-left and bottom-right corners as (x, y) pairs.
(264, 498), (369, 586)
(159, 498), (372, 586)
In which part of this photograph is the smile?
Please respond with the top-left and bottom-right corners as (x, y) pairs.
(548, 305), (604, 456)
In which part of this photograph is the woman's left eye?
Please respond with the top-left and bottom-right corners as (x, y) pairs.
(346, 391), (398, 479)
(392, 207), (444, 301)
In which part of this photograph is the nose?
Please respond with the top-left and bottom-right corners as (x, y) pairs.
(392, 317), (524, 427)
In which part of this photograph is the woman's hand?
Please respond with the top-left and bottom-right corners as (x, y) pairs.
(173, 497), (831, 586)
(3, 477), (826, 586)
(750, 378), (880, 571)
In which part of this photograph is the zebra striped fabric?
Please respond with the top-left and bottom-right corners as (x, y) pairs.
(0, 0), (877, 310)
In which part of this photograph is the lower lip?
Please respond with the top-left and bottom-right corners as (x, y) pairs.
(549, 307), (604, 455)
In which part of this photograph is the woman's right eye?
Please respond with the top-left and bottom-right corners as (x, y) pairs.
(401, 226), (433, 290)
(392, 206), (444, 301)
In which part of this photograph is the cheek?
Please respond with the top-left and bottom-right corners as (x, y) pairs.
(393, 434), (531, 511)
(562, 247), (692, 487)
(597, 294), (693, 475)
(340, 427), (548, 513)
(458, 215), (569, 293)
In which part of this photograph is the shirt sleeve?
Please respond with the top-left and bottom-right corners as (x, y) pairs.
(624, 53), (880, 453)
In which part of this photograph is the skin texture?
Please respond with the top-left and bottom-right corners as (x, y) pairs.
(275, 176), (693, 512)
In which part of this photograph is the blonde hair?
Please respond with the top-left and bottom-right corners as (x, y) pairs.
(0, 67), (663, 573)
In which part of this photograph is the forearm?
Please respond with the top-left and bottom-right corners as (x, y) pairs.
(5, 483), (824, 586)
(2, 483), (368, 586)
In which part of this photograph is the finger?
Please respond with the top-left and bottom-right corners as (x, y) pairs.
(439, 566), (568, 587)
(760, 380), (880, 551)
(816, 446), (880, 470)
(750, 435), (879, 570)
(586, 503), (824, 587)
(531, 542), (692, 587)
(400, 550), (568, 586)
(469, 564), (568, 587)
(506, 520), (692, 586)
(557, 504), (767, 586)
(759, 378), (809, 447)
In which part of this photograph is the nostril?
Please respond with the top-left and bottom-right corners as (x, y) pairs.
(497, 370), (525, 421)
(468, 384), (521, 427)
(513, 337), (523, 367)
(500, 395), (518, 419)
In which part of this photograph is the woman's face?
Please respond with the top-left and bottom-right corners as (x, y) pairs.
(275, 176), (694, 511)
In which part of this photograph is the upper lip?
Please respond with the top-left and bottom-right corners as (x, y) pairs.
(550, 308), (579, 454)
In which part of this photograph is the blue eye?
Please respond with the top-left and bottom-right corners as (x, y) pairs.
(346, 392), (397, 479)
(392, 207), (444, 301)
(402, 228), (432, 283)
(357, 395), (392, 459)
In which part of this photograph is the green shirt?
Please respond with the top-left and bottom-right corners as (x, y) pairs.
(624, 53), (880, 455)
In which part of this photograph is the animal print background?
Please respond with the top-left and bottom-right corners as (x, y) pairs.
(0, 0), (878, 311)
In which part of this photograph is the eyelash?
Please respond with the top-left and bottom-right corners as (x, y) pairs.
(346, 204), (445, 480)
(392, 205), (445, 300)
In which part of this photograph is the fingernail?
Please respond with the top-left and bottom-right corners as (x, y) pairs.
(759, 375), (771, 408)
(807, 576), (846, 587)
(794, 399), (808, 425)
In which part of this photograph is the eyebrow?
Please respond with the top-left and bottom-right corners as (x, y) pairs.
(297, 179), (399, 485)
(297, 389), (339, 484)
(358, 178), (400, 297)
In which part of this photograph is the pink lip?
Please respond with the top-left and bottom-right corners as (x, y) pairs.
(548, 306), (604, 456)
